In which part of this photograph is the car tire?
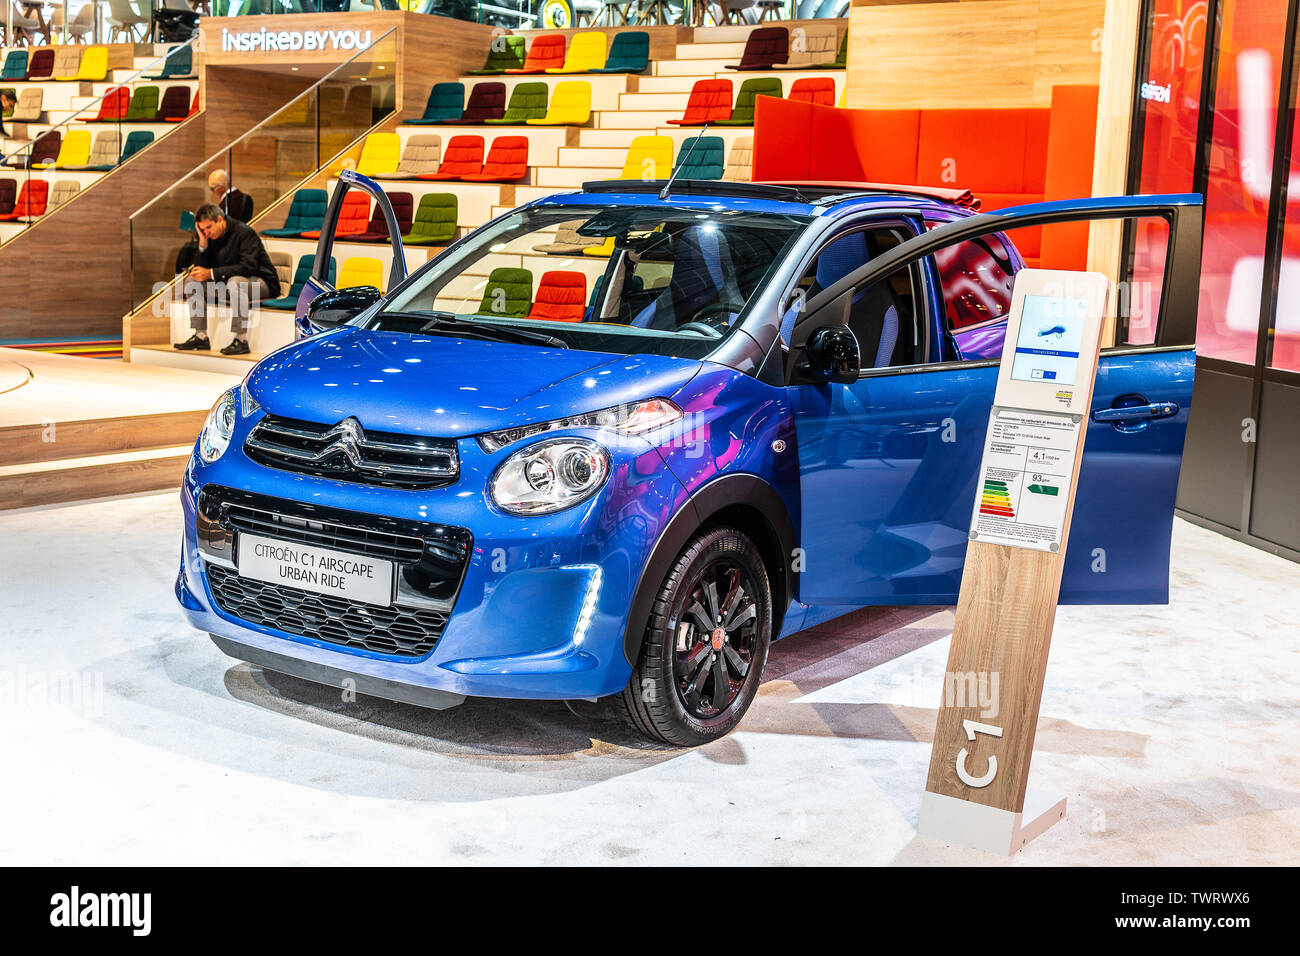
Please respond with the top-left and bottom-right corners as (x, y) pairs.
(617, 527), (772, 747)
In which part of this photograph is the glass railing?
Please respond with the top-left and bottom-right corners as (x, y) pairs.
(0, 37), (199, 248)
(127, 26), (398, 313)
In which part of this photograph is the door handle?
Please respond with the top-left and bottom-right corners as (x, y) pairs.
(1091, 401), (1180, 423)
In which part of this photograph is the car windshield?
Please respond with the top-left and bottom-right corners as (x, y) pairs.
(367, 203), (812, 359)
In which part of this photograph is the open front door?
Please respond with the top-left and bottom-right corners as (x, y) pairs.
(790, 194), (1203, 607)
(293, 168), (408, 338)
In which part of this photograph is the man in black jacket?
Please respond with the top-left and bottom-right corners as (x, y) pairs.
(174, 204), (281, 356)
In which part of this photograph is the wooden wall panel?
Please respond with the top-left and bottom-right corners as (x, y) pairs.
(845, 0), (1107, 109)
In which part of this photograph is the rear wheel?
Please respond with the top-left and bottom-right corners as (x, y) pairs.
(618, 527), (772, 746)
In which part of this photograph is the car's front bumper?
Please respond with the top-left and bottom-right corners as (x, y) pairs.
(177, 425), (688, 703)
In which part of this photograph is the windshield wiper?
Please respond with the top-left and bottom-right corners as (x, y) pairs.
(383, 311), (569, 349)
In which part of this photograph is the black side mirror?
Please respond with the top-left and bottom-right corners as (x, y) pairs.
(305, 286), (382, 332)
(798, 325), (860, 384)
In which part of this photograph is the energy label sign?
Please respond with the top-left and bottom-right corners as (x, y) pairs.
(220, 27), (375, 53)
(969, 408), (1078, 553)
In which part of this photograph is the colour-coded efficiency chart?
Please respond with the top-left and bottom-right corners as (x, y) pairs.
(980, 478), (1016, 517)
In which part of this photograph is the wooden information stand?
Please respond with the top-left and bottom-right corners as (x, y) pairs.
(917, 269), (1109, 855)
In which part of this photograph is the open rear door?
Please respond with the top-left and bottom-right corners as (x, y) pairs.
(789, 194), (1202, 606)
(293, 168), (408, 338)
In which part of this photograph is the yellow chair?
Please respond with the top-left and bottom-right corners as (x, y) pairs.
(582, 238), (614, 258)
(354, 133), (401, 177)
(337, 256), (385, 293)
(74, 47), (109, 82)
(526, 81), (591, 126)
(39, 130), (92, 169)
(620, 135), (673, 180)
(547, 31), (607, 73)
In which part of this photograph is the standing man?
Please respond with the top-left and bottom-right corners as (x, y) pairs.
(174, 204), (280, 356)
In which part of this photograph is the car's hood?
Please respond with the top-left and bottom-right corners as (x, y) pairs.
(246, 327), (705, 439)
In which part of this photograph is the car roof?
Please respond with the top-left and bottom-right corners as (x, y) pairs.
(528, 179), (980, 220)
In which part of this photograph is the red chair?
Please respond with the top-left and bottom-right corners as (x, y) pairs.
(789, 77), (836, 107)
(666, 80), (733, 126)
(725, 27), (789, 70)
(79, 86), (130, 122)
(461, 136), (529, 182)
(526, 271), (587, 323)
(507, 34), (566, 74)
(420, 135), (485, 180)
(0, 179), (49, 221)
(456, 81), (506, 123)
(25, 48), (54, 79)
(301, 192), (369, 239)
(353, 192), (414, 242)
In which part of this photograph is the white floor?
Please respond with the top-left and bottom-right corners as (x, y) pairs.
(1, 492), (1297, 865)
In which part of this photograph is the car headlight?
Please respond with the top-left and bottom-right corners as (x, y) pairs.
(198, 389), (237, 464)
(490, 437), (610, 516)
(477, 398), (682, 453)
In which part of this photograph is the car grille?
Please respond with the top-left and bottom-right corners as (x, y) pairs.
(197, 486), (471, 658)
(244, 414), (459, 489)
(207, 565), (450, 657)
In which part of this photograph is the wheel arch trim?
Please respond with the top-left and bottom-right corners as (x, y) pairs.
(621, 473), (797, 668)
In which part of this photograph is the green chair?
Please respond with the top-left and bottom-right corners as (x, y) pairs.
(122, 86), (160, 122)
(715, 77), (783, 126)
(672, 135), (725, 180)
(467, 35), (526, 75)
(402, 193), (458, 246)
(476, 267), (533, 317)
(486, 82), (548, 125)
(592, 32), (649, 74)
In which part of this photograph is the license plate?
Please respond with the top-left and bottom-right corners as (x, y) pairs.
(237, 533), (394, 607)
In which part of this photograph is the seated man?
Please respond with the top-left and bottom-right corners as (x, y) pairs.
(174, 203), (281, 356)
(208, 169), (252, 222)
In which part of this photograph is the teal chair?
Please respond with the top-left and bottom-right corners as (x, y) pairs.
(672, 135), (725, 180)
(1, 51), (28, 82)
(118, 130), (155, 163)
(592, 32), (650, 74)
(262, 255), (337, 309)
(406, 82), (464, 125)
(260, 189), (328, 237)
(147, 46), (193, 80)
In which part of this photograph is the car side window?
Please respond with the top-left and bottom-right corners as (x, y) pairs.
(796, 226), (926, 369)
(927, 228), (1019, 333)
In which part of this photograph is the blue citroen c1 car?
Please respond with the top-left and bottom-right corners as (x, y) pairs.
(176, 171), (1202, 745)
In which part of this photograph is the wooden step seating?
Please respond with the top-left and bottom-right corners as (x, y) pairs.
(0, 347), (239, 509)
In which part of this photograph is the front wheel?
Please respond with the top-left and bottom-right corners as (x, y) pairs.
(617, 527), (772, 746)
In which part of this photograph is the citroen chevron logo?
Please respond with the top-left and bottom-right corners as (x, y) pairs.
(323, 417), (366, 466)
